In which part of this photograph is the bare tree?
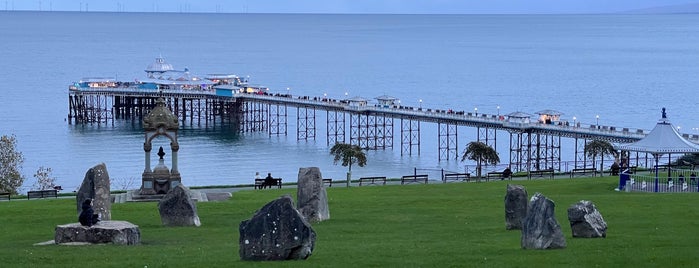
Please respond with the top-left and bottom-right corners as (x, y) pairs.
(32, 166), (56, 191)
(0, 135), (25, 194)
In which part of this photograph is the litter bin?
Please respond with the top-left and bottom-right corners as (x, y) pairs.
(618, 170), (630, 191)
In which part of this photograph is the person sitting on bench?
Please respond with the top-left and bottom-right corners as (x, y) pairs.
(502, 167), (512, 180)
(79, 199), (100, 227)
(263, 173), (276, 189)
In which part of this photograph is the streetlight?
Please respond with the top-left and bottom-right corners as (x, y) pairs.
(596, 115), (599, 128)
(474, 107), (478, 116)
(497, 105), (500, 117)
(344, 92), (348, 98)
(573, 116), (577, 127)
(419, 99), (422, 109)
(287, 87), (290, 96)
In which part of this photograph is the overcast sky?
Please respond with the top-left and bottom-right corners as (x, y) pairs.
(4, 0), (698, 14)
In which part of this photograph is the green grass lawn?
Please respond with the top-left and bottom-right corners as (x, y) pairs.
(1, 177), (698, 267)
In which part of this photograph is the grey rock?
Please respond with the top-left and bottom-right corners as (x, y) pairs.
(521, 193), (566, 249)
(158, 184), (201, 227)
(567, 200), (607, 238)
(239, 195), (316, 261)
(76, 163), (111, 221)
(297, 167), (330, 223)
(54, 221), (140, 245)
(505, 184), (528, 230)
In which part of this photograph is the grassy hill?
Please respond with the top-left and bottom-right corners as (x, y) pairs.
(1, 177), (698, 267)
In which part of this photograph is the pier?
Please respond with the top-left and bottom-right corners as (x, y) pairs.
(67, 87), (699, 173)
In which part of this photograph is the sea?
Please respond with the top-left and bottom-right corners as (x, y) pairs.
(1, 11), (698, 193)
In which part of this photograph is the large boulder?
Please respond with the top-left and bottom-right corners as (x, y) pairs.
(505, 184), (528, 230)
(521, 193), (566, 249)
(296, 167), (330, 223)
(239, 195), (316, 261)
(158, 184), (201, 227)
(55, 221), (140, 245)
(567, 200), (607, 238)
(76, 163), (111, 221)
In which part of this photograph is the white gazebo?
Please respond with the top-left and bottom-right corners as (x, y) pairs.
(615, 108), (699, 192)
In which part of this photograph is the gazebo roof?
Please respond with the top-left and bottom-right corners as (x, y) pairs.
(615, 108), (699, 154)
(535, 109), (563, 116)
(506, 111), (532, 118)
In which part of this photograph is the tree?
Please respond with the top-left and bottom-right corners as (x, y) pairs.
(329, 142), (367, 187)
(584, 139), (617, 171)
(32, 166), (56, 191)
(0, 135), (25, 194)
(461, 141), (500, 179)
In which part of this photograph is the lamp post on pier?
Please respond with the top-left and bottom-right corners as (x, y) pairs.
(573, 116), (577, 127)
(474, 107), (478, 116)
(419, 99), (422, 109)
(596, 115), (599, 128)
(497, 105), (500, 117)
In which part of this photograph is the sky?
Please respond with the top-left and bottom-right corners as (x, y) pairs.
(2, 0), (698, 14)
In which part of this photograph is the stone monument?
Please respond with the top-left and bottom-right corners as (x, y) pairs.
(140, 97), (181, 195)
(521, 193), (566, 249)
(239, 195), (316, 261)
(297, 167), (330, 223)
(504, 184), (527, 230)
(567, 200), (607, 238)
(76, 163), (111, 221)
(158, 184), (201, 227)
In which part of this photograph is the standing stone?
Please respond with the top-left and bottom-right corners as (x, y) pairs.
(505, 184), (528, 230)
(297, 167), (330, 223)
(521, 193), (566, 249)
(76, 163), (111, 221)
(239, 195), (316, 261)
(567, 200), (607, 238)
(158, 184), (201, 227)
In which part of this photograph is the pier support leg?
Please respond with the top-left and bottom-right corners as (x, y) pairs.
(438, 121), (458, 161)
(326, 110), (345, 145)
(401, 118), (420, 156)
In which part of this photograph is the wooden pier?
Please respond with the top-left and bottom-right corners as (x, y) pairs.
(68, 87), (699, 173)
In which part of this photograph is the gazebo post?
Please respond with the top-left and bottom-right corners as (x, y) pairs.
(654, 156), (659, 193)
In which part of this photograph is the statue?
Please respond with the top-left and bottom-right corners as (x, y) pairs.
(158, 146), (165, 160)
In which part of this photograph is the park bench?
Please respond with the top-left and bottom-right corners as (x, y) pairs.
(359, 176), (386, 186)
(570, 168), (597, 178)
(0, 192), (10, 201)
(486, 171), (505, 181)
(528, 168), (555, 180)
(27, 189), (58, 200)
(254, 178), (282, 189)
(323, 178), (332, 187)
(442, 173), (470, 183)
(401, 174), (428, 185)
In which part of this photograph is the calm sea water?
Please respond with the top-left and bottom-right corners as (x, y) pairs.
(1, 12), (698, 192)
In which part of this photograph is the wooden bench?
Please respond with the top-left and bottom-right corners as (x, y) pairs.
(570, 168), (597, 178)
(401, 174), (428, 185)
(359, 176), (386, 186)
(323, 178), (332, 187)
(528, 168), (554, 180)
(443, 173), (470, 183)
(254, 178), (282, 189)
(486, 172), (505, 181)
(27, 189), (58, 200)
(0, 192), (10, 201)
